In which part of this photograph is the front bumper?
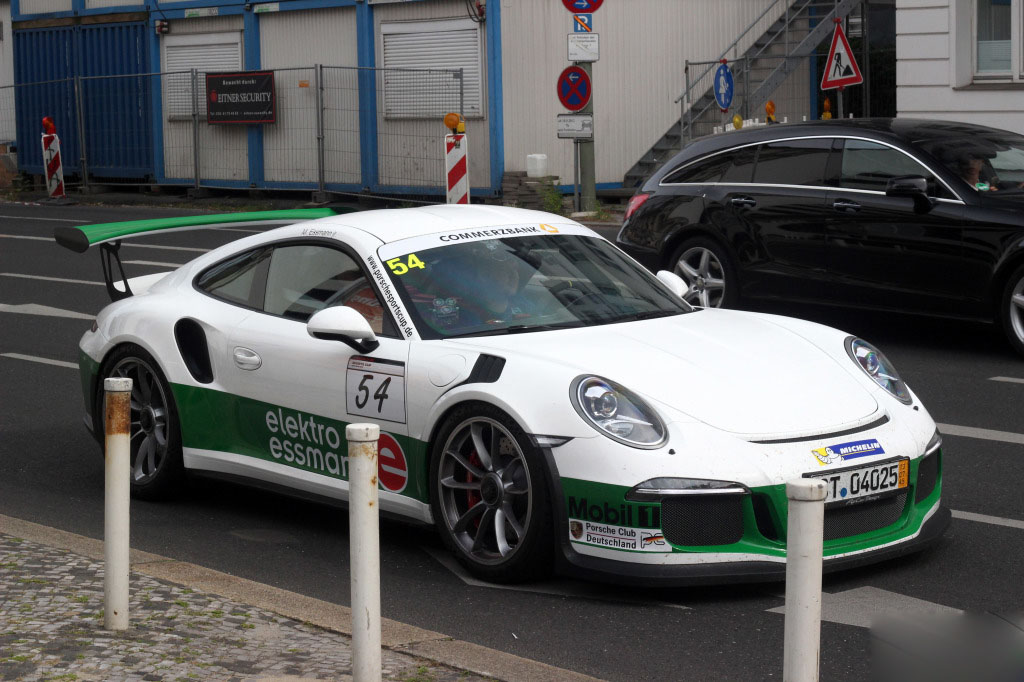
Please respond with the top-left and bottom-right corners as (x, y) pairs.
(554, 503), (950, 586)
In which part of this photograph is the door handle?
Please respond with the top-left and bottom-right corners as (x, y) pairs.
(233, 347), (262, 371)
(730, 196), (757, 208)
(832, 199), (861, 212)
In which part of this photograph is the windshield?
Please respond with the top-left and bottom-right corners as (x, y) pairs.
(917, 128), (1024, 194)
(380, 233), (691, 339)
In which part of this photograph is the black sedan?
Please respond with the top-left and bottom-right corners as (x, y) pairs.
(616, 118), (1024, 357)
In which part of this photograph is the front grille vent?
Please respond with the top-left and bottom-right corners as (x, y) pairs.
(661, 495), (745, 546)
(823, 491), (908, 541)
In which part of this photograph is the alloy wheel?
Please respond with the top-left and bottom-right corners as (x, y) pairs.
(674, 246), (727, 307)
(1010, 275), (1024, 346)
(109, 356), (171, 484)
(437, 417), (533, 566)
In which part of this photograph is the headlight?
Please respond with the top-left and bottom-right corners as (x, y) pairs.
(846, 337), (911, 404)
(571, 376), (667, 448)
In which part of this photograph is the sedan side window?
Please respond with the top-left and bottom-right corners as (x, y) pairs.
(663, 147), (756, 184)
(752, 138), (832, 187)
(263, 244), (394, 335)
(839, 140), (948, 197)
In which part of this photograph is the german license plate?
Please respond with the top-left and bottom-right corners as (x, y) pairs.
(805, 457), (909, 507)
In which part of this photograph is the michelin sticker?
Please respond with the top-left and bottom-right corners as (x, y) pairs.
(569, 519), (670, 553)
(813, 438), (885, 466)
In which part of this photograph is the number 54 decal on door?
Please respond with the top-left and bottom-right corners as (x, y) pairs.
(346, 356), (407, 424)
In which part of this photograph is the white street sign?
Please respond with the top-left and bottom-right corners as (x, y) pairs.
(568, 33), (599, 62)
(557, 113), (594, 139)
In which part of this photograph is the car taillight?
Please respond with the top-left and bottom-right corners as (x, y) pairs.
(624, 193), (650, 222)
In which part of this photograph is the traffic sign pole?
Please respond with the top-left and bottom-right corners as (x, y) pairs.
(579, 61), (596, 212)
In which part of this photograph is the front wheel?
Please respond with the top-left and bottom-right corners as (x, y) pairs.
(429, 403), (552, 582)
(98, 344), (184, 500)
(1000, 264), (1024, 357)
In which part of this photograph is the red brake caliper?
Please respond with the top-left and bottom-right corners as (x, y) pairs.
(465, 451), (484, 529)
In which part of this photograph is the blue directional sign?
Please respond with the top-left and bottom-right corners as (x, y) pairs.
(573, 13), (593, 32)
(714, 62), (734, 112)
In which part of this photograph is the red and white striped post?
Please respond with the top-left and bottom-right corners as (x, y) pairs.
(40, 116), (66, 199)
(443, 112), (468, 205)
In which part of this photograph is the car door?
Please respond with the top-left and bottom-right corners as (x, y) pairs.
(825, 139), (969, 315)
(214, 240), (412, 498)
(702, 137), (833, 300)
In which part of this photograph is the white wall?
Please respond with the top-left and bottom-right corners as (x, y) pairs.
(500, 0), (786, 186)
(897, 0), (1024, 133)
(160, 15), (248, 182)
(260, 6), (360, 184)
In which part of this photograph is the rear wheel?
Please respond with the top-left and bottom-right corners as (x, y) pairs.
(669, 237), (738, 308)
(98, 344), (184, 500)
(1001, 264), (1024, 357)
(429, 403), (552, 582)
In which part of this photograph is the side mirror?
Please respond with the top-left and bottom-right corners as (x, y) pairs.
(307, 306), (380, 354)
(885, 175), (935, 214)
(656, 270), (689, 300)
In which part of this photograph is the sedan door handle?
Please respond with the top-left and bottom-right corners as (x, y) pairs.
(233, 346), (262, 371)
(832, 199), (861, 212)
(730, 197), (757, 208)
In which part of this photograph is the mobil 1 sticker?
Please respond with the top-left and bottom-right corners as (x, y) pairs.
(346, 356), (406, 424)
(569, 519), (669, 552)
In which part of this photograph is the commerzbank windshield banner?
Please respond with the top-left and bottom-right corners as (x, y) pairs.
(206, 71), (276, 124)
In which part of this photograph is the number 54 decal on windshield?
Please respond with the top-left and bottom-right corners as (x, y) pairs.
(346, 356), (407, 424)
(386, 254), (425, 276)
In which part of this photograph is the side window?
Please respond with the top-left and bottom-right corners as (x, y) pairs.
(753, 138), (831, 186)
(196, 247), (270, 307)
(663, 147), (755, 184)
(839, 139), (942, 194)
(263, 244), (394, 336)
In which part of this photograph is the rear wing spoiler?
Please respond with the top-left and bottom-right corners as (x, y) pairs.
(53, 208), (344, 301)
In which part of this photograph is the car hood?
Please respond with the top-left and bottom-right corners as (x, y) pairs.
(446, 310), (879, 438)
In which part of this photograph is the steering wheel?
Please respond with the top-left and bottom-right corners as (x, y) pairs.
(549, 281), (605, 310)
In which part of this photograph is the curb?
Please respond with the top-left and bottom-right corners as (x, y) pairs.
(0, 514), (602, 682)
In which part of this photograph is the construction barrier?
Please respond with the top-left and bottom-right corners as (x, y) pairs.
(41, 132), (66, 198)
(445, 133), (468, 204)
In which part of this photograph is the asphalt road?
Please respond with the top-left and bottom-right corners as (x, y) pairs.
(1, 201), (1022, 681)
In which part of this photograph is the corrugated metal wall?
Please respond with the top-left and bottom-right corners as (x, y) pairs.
(259, 6), (359, 184)
(14, 27), (77, 172)
(501, 0), (785, 185)
(374, 0), (491, 190)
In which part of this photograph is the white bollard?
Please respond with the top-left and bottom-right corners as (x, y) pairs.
(347, 423), (382, 682)
(103, 377), (132, 631)
(783, 478), (827, 682)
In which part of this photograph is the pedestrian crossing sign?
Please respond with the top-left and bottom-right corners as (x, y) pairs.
(821, 20), (863, 90)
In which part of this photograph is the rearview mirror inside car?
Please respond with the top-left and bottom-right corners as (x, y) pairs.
(656, 270), (689, 300)
(307, 306), (380, 354)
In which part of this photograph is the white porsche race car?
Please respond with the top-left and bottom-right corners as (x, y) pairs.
(56, 205), (949, 584)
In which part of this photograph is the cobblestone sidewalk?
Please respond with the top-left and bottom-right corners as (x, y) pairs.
(0, 533), (490, 682)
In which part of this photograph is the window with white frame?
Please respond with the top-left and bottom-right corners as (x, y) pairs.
(162, 32), (243, 119)
(380, 18), (483, 119)
(969, 0), (1024, 79)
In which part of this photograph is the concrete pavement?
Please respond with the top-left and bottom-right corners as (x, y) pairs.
(0, 515), (601, 682)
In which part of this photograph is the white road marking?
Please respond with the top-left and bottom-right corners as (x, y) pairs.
(768, 586), (961, 628)
(0, 214), (88, 223)
(422, 546), (689, 609)
(123, 260), (184, 268)
(0, 303), (93, 320)
(989, 376), (1024, 385)
(0, 353), (78, 369)
(0, 233), (50, 241)
(0, 273), (102, 286)
(936, 423), (1024, 445)
(952, 509), (1024, 530)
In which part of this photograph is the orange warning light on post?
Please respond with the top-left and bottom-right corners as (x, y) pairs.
(42, 116), (56, 135)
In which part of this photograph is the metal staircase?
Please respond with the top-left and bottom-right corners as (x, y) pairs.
(621, 0), (861, 189)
